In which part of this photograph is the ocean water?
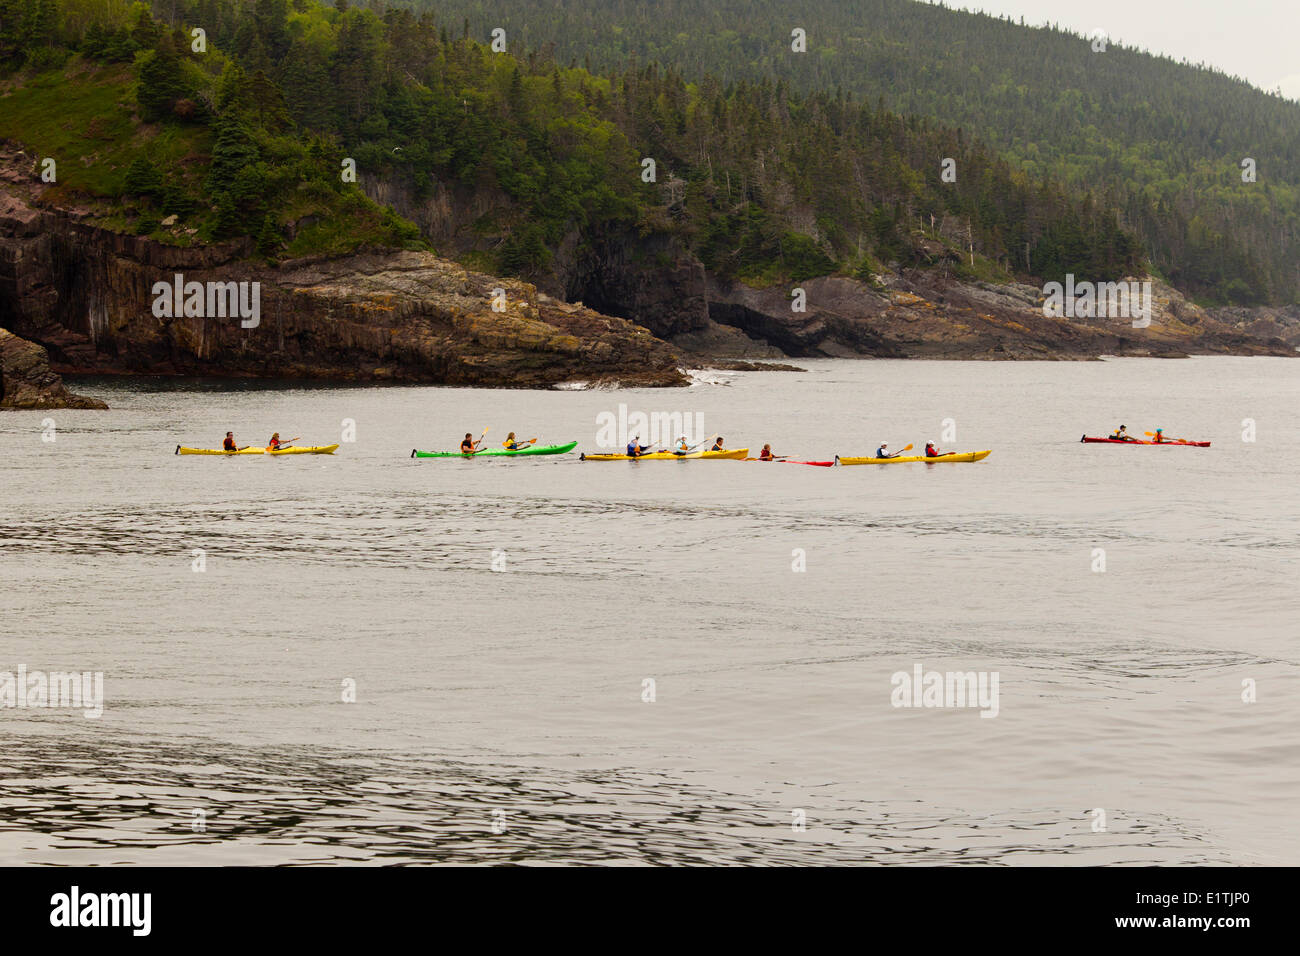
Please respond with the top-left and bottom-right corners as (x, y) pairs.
(1, 357), (1297, 865)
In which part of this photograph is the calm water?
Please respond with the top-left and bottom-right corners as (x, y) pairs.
(2, 357), (1297, 865)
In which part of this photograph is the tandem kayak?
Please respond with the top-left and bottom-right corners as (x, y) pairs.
(176, 444), (339, 455)
(744, 457), (835, 467)
(411, 440), (578, 458)
(580, 448), (748, 461)
(268, 445), (339, 455)
(836, 450), (992, 465)
(1081, 436), (1210, 447)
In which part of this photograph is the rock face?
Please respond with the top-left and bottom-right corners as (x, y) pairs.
(703, 272), (1297, 359)
(362, 173), (712, 338)
(0, 146), (687, 388)
(560, 231), (710, 340)
(0, 328), (107, 409)
(359, 167), (1295, 360)
(6, 142), (1292, 380)
(1206, 303), (1300, 350)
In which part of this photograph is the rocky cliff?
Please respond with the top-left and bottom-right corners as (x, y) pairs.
(5, 140), (1293, 407)
(361, 172), (1295, 360)
(0, 145), (688, 400)
(695, 272), (1297, 359)
(0, 327), (106, 409)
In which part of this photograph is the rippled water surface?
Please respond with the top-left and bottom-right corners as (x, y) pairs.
(2, 358), (1297, 864)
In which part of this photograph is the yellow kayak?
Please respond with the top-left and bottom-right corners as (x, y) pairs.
(268, 444), (339, 455)
(176, 444), (339, 456)
(580, 448), (748, 461)
(836, 450), (992, 465)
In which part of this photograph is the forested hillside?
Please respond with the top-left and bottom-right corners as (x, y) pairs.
(1, 0), (1142, 300)
(412, 0), (1300, 306)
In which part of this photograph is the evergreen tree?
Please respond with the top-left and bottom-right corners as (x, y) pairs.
(204, 115), (260, 198)
(256, 214), (281, 256)
(123, 156), (163, 199)
(137, 37), (194, 122)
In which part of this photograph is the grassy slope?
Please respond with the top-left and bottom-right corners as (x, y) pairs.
(0, 58), (420, 255)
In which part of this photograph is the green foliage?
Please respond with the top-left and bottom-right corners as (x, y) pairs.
(82, 24), (139, 63)
(122, 155), (163, 199)
(256, 213), (281, 256)
(1, 0), (1231, 293)
(136, 42), (194, 122)
(413, 0), (1299, 304)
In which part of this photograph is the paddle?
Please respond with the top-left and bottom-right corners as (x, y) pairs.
(883, 443), (914, 458)
(681, 431), (722, 455)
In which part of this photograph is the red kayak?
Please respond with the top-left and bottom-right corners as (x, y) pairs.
(1081, 435), (1210, 447)
(744, 457), (836, 467)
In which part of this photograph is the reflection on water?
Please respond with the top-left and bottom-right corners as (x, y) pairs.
(0, 735), (1220, 865)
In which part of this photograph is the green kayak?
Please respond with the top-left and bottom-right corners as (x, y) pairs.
(411, 440), (578, 459)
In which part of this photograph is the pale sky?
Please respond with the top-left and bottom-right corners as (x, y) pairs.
(928, 0), (1300, 101)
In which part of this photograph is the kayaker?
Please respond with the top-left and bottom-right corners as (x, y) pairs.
(675, 435), (691, 455)
(1152, 428), (1165, 443)
(1109, 425), (1132, 441)
(626, 435), (653, 457)
(711, 437), (725, 451)
(503, 432), (536, 451)
(876, 441), (901, 459)
(924, 441), (942, 458)
(268, 432), (283, 450)
(461, 433), (480, 454)
(760, 444), (775, 461)
(223, 431), (240, 451)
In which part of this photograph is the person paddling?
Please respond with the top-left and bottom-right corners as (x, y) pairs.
(503, 432), (536, 451)
(461, 432), (481, 454)
(223, 431), (244, 452)
(759, 444), (775, 461)
(711, 437), (726, 451)
(626, 435), (653, 458)
(924, 441), (943, 458)
(876, 441), (901, 459)
(1152, 428), (1166, 444)
(268, 432), (286, 450)
(1109, 425), (1132, 441)
(675, 435), (691, 455)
